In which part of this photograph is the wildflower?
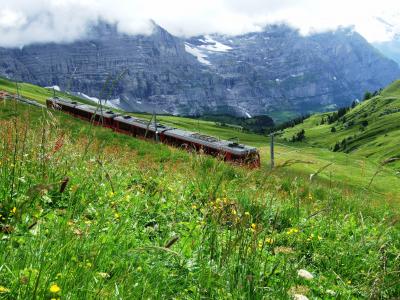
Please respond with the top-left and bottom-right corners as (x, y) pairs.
(287, 228), (299, 235)
(265, 237), (274, 244)
(114, 212), (120, 219)
(11, 207), (16, 214)
(244, 211), (250, 216)
(317, 235), (323, 240)
(231, 209), (237, 215)
(49, 284), (61, 293)
(0, 286), (10, 293)
(298, 269), (314, 280)
(326, 290), (336, 296)
(250, 223), (257, 232)
(98, 272), (110, 279)
(192, 204), (197, 209)
(308, 193), (313, 200)
(347, 280), (352, 285)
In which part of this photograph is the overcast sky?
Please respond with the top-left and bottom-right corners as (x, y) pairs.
(0, 0), (399, 47)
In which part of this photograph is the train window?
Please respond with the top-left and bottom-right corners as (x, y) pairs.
(71, 101), (77, 104)
(106, 111), (114, 114)
(123, 115), (132, 119)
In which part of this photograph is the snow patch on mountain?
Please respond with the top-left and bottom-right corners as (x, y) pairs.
(77, 92), (121, 109)
(184, 43), (211, 65)
(198, 35), (232, 52)
(45, 85), (61, 91)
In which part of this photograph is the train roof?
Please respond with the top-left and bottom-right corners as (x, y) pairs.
(49, 97), (80, 108)
(76, 104), (120, 118)
(114, 115), (173, 132)
(49, 98), (120, 118)
(164, 129), (258, 156)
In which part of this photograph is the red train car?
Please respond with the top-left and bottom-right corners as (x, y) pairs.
(47, 97), (260, 167)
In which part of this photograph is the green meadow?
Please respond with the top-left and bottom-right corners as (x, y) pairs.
(0, 78), (400, 299)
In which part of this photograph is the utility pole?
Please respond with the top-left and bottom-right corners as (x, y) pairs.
(15, 81), (20, 99)
(154, 111), (159, 142)
(270, 133), (275, 170)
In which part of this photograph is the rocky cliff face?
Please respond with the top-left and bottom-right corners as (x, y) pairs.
(0, 23), (399, 118)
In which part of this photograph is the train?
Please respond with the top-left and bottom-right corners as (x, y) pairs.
(46, 97), (261, 167)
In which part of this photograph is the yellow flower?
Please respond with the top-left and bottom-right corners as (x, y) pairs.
(251, 223), (257, 230)
(11, 207), (17, 214)
(192, 204), (197, 209)
(287, 228), (299, 235)
(244, 212), (250, 216)
(317, 235), (323, 240)
(49, 284), (61, 293)
(114, 212), (120, 219)
(265, 237), (274, 244)
(231, 209), (237, 215)
(0, 286), (10, 293)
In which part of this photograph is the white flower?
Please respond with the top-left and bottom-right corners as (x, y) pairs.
(326, 289), (336, 296)
(297, 269), (314, 280)
(293, 294), (309, 300)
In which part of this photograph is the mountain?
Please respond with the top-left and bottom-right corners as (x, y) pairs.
(185, 26), (400, 117)
(280, 80), (400, 168)
(0, 22), (399, 119)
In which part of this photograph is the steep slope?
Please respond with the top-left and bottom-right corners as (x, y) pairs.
(0, 23), (399, 118)
(280, 80), (400, 168)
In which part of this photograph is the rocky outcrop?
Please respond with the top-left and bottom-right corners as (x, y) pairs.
(0, 23), (399, 118)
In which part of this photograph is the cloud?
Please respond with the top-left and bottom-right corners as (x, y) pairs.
(0, 0), (399, 47)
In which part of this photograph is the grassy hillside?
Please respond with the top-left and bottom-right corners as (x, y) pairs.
(1, 77), (399, 197)
(280, 80), (400, 170)
(0, 77), (93, 105)
(1, 100), (400, 299)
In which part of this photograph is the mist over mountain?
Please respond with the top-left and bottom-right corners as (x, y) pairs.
(0, 22), (399, 118)
(374, 34), (400, 65)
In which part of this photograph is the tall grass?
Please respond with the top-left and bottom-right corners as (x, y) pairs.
(0, 102), (400, 299)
